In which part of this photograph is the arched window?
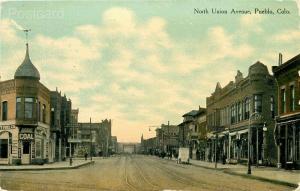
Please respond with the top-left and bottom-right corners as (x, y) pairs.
(2, 101), (7, 121)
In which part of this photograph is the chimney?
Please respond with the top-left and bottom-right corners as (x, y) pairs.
(279, 53), (283, 65)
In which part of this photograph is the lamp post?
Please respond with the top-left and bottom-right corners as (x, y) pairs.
(262, 123), (267, 165)
(215, 133), (218, 169)
(248, 112), (261, 174)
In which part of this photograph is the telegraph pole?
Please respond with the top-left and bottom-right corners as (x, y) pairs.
(90, 117), (92, 161)
(167, 121), (170, 153)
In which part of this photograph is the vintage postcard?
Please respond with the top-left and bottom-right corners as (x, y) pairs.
(0, 0), (299, 190)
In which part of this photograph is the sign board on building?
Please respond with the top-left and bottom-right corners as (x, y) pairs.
(19, 133), (34, 140)
(20, 128), (34, 133)
(0, 125), (15, 130)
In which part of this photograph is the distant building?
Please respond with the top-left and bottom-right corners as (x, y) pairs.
(206, 62), (277, 166)
(155, 123), (179, 155)
(67, 116), (112, 157)
(111, 136), (118, 154)
(273, 54), (300, 169)
(141, 135), (157, 155)
(60, 95), (72, 157)
(178, 107), (206, 159)
(118, 142), (140, 154)
(0, 43), (52, 165)
(50, 90), (72, 161)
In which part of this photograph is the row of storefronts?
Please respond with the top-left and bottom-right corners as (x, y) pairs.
(142, 53), (300, 169)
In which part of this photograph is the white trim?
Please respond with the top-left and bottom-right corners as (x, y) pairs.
(229, 129), (248, 136)
(0, 120), (16, 126)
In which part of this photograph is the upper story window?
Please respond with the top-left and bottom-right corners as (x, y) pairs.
(38, 102), (41, 121)
(281, 88), (286, 113)
(51, 108), (55, 126)
(2, 101), (8, 121)
(24, 98), (34, 119)
(42, 104), (46, 123)
(270, 96), (275, 119)
(244, 98), (250, 120)
(231, 104), (236, 124)
(290, 85), (295, 112)
(254, 94), (262, 113)
(16, 98), (22, 119)
(238, 102), (242, 122)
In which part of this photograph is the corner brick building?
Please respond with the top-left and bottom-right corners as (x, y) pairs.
(0, 43), (52, 165)
(206, 61), (277, 166)
(273, 54), (300, 169)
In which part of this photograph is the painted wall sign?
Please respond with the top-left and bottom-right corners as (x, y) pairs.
(19, 133), (34, 140)
(0, 125), (15, 130)
(20, 128), (34, 133)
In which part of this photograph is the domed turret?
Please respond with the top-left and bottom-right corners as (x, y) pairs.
(248, 61), (269, 76)
(14, 43), (40, 80)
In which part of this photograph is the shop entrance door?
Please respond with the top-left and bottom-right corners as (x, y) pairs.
(0, 139), (8, 164)
(22, 142), (31, 164)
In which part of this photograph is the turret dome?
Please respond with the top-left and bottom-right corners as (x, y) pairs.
(248, 61), (269, 76)
(14, 43), (40, 80)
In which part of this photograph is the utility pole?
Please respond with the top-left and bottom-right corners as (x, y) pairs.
(168, 121), (170, 154)
(215, 133), (218, 169)
(90, 117), (92, 161)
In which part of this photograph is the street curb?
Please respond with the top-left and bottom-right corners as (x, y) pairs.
(0, 161), (95, 171)
(190, 162), (226, 171)
(223, 169), (298, 188)
(190, 162), (298, 188)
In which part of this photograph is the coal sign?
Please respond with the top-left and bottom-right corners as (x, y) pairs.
(19, 133), (34, 140)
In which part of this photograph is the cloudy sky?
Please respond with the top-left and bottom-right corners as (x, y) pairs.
(0, 0), (299, 142)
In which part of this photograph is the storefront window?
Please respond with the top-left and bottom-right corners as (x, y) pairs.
(240, 133), (248, 159)
(295, 128), (300, 161)
(36, 140), (41, 157)
(25, 98), (34, 119)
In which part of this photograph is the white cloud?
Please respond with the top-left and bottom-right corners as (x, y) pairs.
(240, 14), (263, 33)
(0, 19), (21, 44)
(102, 7), (136, 35)
(271, 29), (300, 42)
(206, 26), (254, 60)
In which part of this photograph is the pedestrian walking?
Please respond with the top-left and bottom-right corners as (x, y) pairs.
(85, 153), (88, 160)
(69, 157), (73, 166)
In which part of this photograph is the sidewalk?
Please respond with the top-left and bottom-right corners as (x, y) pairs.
(189, 159), (300, 188)
(0, 158), (94, 171)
